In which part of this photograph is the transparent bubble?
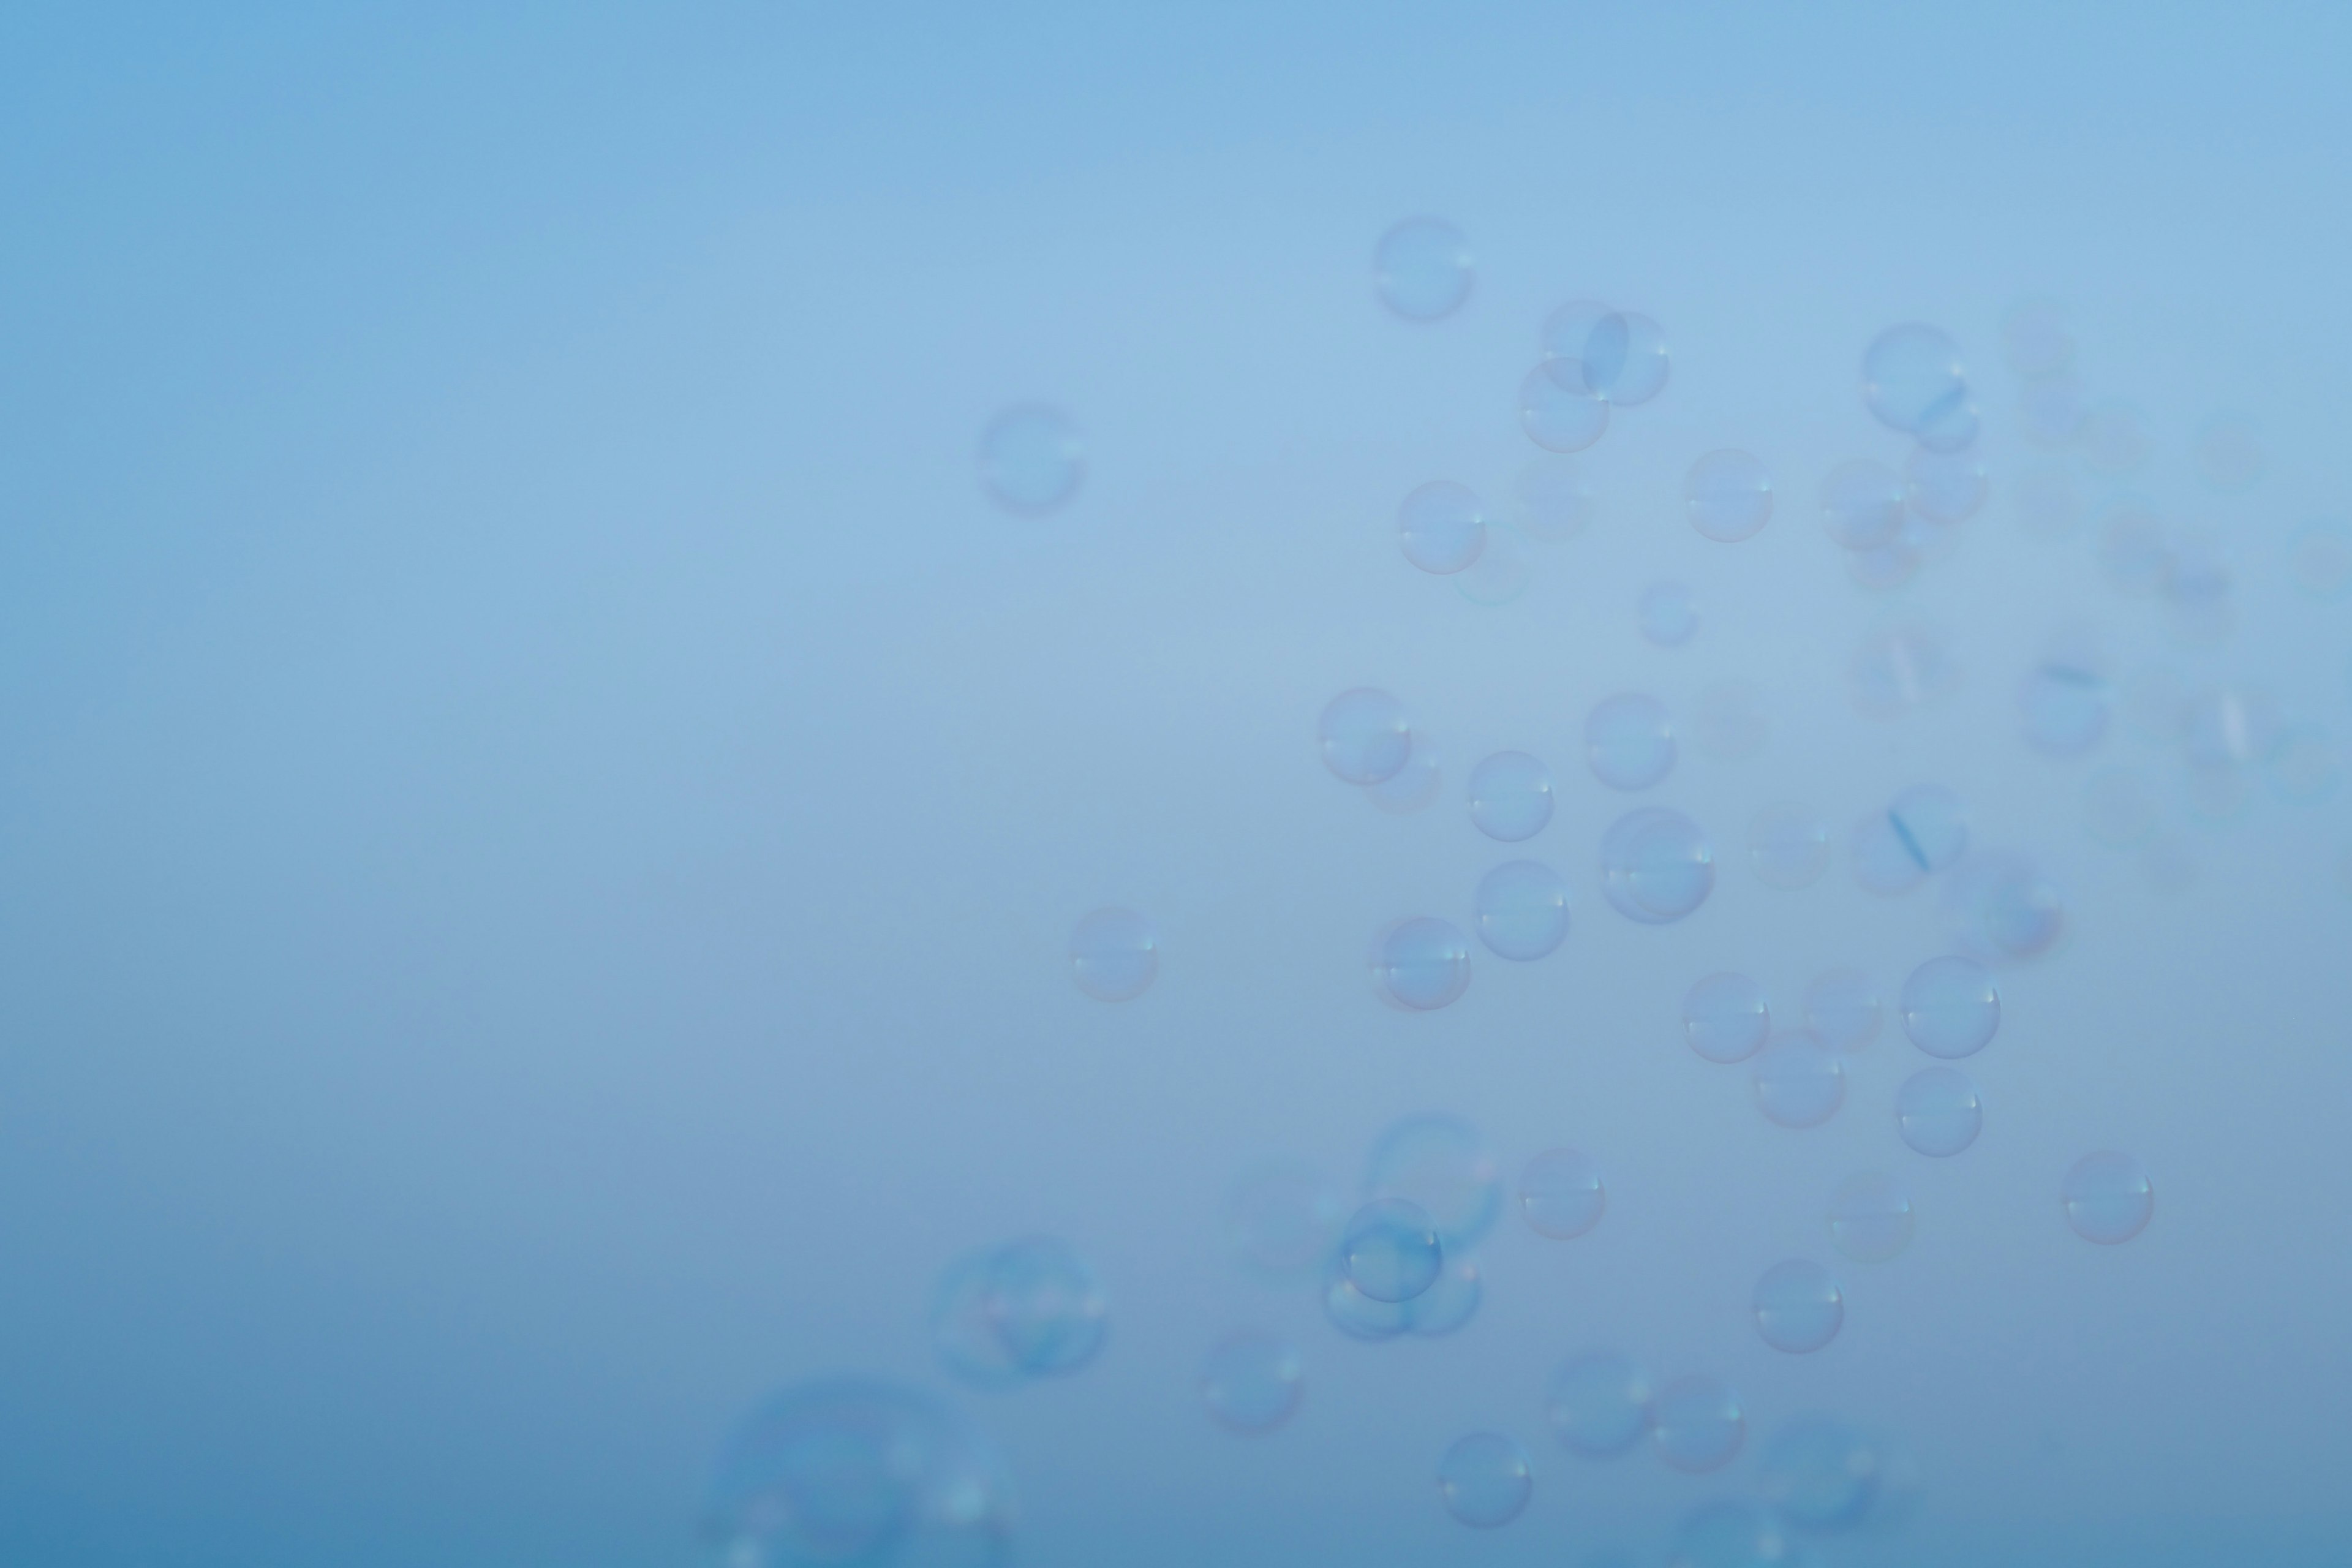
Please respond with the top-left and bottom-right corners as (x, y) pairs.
(1398, 480), (1489, 575)
(1457, 521), (1535, 606)
(1368, 918), (1473, 1011)
(1600, 808), (1715, 924)
(1639, 581), (1699, 647)
(1474, 859), (1571, 961)
(1683, 971), (1771, 1064)
(2183, 685), (2280, 769)
(1404, 1256), (1483, 1336)
(1752, 1259), (1843, 1353)
(2018, 636), (2111, 756)
(1850, 625), (1958, 718)
(2269, 726), (2338, 805)
(1520, 360), (1611, 453)
(2002, 299), (2072, 377)
(1760, 1417), (1884, 1531)
(1322, 1269), (1409, 1340)
(1752, 1034), (1846, 1129)
(1542, 300), (1632, 394)
(1340, 1197), (1442, 1303)
(2123, 665), (2192, 743)
(1069, 908), (1157, 1001)
(2084, 766), (2160, 847)
(978, 405), (1084, 516)
(1200, 1333), (1303, 1434)
(1850, 782), (1968, 894)
(1651, 1375), (1745, 1472)
(2162, 534), (2234, 641)
(2078, 400), (2151, 475)
(1365, 1114), (1504, 1248)
(1364, 731), (1442, 813)
(1900, 956), (1999, 1058)
(1546, 1352), (1653, 1458)
(932, 1237), (1107, 1385)
(1438, 1432), (1533, 1528)
(2196, 413), (2264, 491)
(1747, 802), (1830, 889)
(1827, 1172), (1915, 1263)
(1819, 459), (1906, 551)
(1940, 852), (2065, 962)
(2062, 1151), (2154, 1245)
(1692, 681), (1769, 760)
(1863, 324), (1966, 435)
(1518, 1148), (1606, 1238)
(1686, 449), (1774, 541)
(2185, 762), (2252, 823)
(2013, 464), (2085, 535)
(1223, 1163), (1344, 1281)
(1586, 693), (1677, 790)
(1374, 217), (1473, 322)
(1805, 970), (1880, 1052)
(2289, 520), (2352, 598)
(1319, 688), (1412, 785)
(2098, 503), (2169, 595)
(1904, 445), (1988, 524)
(1469, 750), (1557, 840)
(1915, 390), (1981, 453)
(1670, 1500), (1794, 1568)
(2018, 372), (2087, 447)
(1896, 1066), (1983, 1157)
(1610, 313), (1673, 406)
(704, 1378), (1014, 1568)
(1512, 454), (1597, 541)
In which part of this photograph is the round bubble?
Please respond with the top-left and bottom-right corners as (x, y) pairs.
(1223, 1163), (1343, 1281)
(1438, 1432), (1533, 1528)
(2084, 766), (2160, 847)
(1847, 508), (1942, 590)
(1069, 908), (1157, 1001)
(1686, 449), (1774, 541)
(1863, 324), (1965, 434)
(704, 1378), (1014, 1568)
(1850, 625), (1959, 718)
(1469, 750), (1556, 840)
(1546, 1352), (1653, 1458)
(1398, 480), (1488, 575)
(1905, 445), (1988, 524)
(1474, 859), (1571, 961)
(1683, 971), (1770, 1064)
(2062, 1151), (2154, 1245)
(1404, 1256), (1483, 1336)
(2019, 644), (2111, 756)
(1639, 581), (1698, 647)
(1804, 969), (1880, 1052)
(1318, 688), (1412, 785)
(978, 405), (1084, 516)
(1752, 1034), (1845, 1128)
(1200, 1333), (1303, 1434)
(1914, 391), (1981, 454)
(1610, 312), (1673, 405)
(1827, 1172), (1915, 1263)
(1601, 809), (1715, 924)
(1520, 360), (1611, 452)
(1586, 693), (1677, 790)
(1542, 300), (1632, 393)
(1672, 1500), (1792, 1568)
(2098, 503), (2170, 595)
(2079, 400), (2151, 475)
(2163, 534), (2233, 640)
(1364, 731), (1442, 813)
(1518, 1148), (1605, 1238)
(1896, 1066), (1982, 1156)
(2019, 372), (2087, 447)
(1651, 1375), (1744, 1472)
(1747, 802), (1830, 890)
(1760, 1417), (1883, 1531)
(1819, 459), (1906, 551)
(1692, 681), (1768, 759)
(2013, 464), (2085, 535)
(1900, 956), (1999, 1058)
(1322, 1269), (1410, 1340)
(1457, 520), (1535, 606)
(1365, 1114), (1504, 1248)
(2002, 298), (2073, 377)
(933, 1237), (1107, 1384)
(1512, 454), (1596, 540)
(1374, 217), (1473, 322)
(2290, 520), (2352, 598)
(1752, 1259), (1843, 1353)
(1941, 852), (2065, 962)
(1340, 1197), (1441, 1303)
(1368, 918), (1473, 1011)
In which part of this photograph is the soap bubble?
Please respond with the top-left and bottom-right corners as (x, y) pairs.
(1692, 681), (1769, 759)
(1374, 217), (1473, 321)
(2163, 533), (2234, 640)
(1069, 908), (1158, 1001)
(1600, 808), (1715, 924)
(1469, 750), (1557, 840)
(1318, 688), (1412, 784)
(932, 1237), (1108, 1385)
(1862, 324), (1965, 435)
(1652, 1375), (1745, 1472)
(1586, 693), (1677, 790)
(1457, 521), (1535, 606)
(1683, 971), (1771, 1064)
(1896, 1066), (1983, 1157)
(1542, 300), (1632, 393)
(1223, 1163), (1345, 1280)
(2062, 1151), (2154, 1244)
(1474, 859), (1570, 961)
(978, 405), (1084, 516)
(1438, 1432), (1533, 1528)
(2098, 502), (2170, 595)
(1752, 1259), (1843, 1353)
(1322, 1270), (1411, 1340)
(2289, 521), (2352, 598)
(1404, 1256), (1483, 1336)
(1752, 1034), (1846, 1128)
(1827, 1172), (1915, 1263)
(2001, 299), (2072, 377)
(1747, 802), (1830, 889)
(1940, 852), (2065, 962)
(1804, 970), (1880, 1052)
(1900, 956), (1999, 1058)
(1200, 1333), (1303, 1434)
(1547, 1352), (1653, 1457)
(1518, 1148), (1605, 1238)
(1368, 918), (1473, 1011)
(1365, 1114), (1504, 1248)
(1850, 625), (1958, 717)
(2018, 635), (2112, 756)
(1512, 454), (1597, 540)
(1686, 449), (1774, 541)
(1639, 581), (1699, 647)
(1819, 459), (1906, 550)
(1364, 731), (1442, 813)
(1340, 1198), (1442, 1303)
(1913, 392), (1981, 454)
(2013, 464), (2086, 535)
(1520, 360), (1611, 452)
(1398, 480), (1489, 575)
(1609, 313), (1673, 405)
(1904, 445), (1988, 524)
(1670, 1500), (1794, 1568)
(1760, 1417), (1884, 1531)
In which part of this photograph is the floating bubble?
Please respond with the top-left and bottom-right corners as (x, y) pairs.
(1850, 625), (1958, 718)
(1398, 480), (1489, 575)
(2122, 665), (2191, 744)
(1518, 1148), (1606, 1238)
(2001, 299), (2072, 377)
(1069, 908), (1157, 1001)
(1827, 1172), (1915, 1263)
(2078, 400), (2150, 475)
(1900, 956), (1999, 1058)
(2084, 766), (2160, 847)
(1863, 325), (1966, 435)
(2162, 533), (2234, 641)
(1686, 449), (1774, 541)
(1846, 530), (1923, 592)
(1340, 1198), (1442, 1303)
(1610, 313), (1673, 406)
(1747, 802), (1830, 889)
(1368, 918), (1473, 1011)
(1752, 1259), (1844, 1353)
(1850, 783), (1968, 895)
(1819, 459), (1906, 551)
(1512, 454), (1597, 540)
(1319, 688), (1412, 784)
(1601, 809), (1715, 924)
(704, 1379), (1015, 1567)
(1804, 970), (1880, 1052)
(2061, 1151), (2154, 1245)
(1692, 680), (1770, 760)
(1896, 1066), (1983, 1157)
(1200, 1333), (1303, 1434)
(933, 1237), (1108, 1385)
(1652, 1375), (1745, 1472)
(1940, 851), (2065, 962)
(1760, 1417), (1883, 1531)
(1915, 391), (1981, 454)
(1438, 1432), (1533, 1528)
(1364, 731), (1442, 813)
(1365, 1114), (1504, 1248)
(1322, 1269), (1410, 1340)
(1670, 1500), (1793, 1568)
(2269, 726), (2338, 805)
(1639, 581), (1699, 647)
(1542, 300), (1632, 394)
(1586, 693), (1676, 790)
(1224, 1163), (1344, 1280)
(1683, 971), (1770, 1064)
(2012, 464), (2085, 535)
(1404, 1256), (1483, 1336)
(1374, 217), (1473, 322)
(1468, 750), (1556, 841)
(2097, 502), (2169, 596)
(2290, 521), (2352, 598)
(1752, 1034), (1845, 1128)
(1546, 1352), (1653, 1458)
(2196, 413), (2264, 491)
(978, 405), (1084, 516)
(1458, 521), (1535, 606)
(2018, 634), (2111, 756)
(1905, 445), (1987, 524)
(2018, 372), (2087, 447)
(1520, 360), (1611, 452)
(1474, 859), (1571, 961)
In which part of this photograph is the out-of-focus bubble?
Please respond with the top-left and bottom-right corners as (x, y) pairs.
(1542, 300), (1632, 393)
(2018, 372), (2087, 447)
(1601, 808), (1715, 924)
(1850, 782), (1969, 895)
(2018, 631), (2111, 756)
(2012, 464), (2085, 535)
(1752, 1259), (1844, 1352)
(1458, 522), (1536, 607)
(933, 1237), (1109, 1385)
(1863, 325), (1966, 435)
(1652, 1374), (1746, 1472)
(1474, 859), (1572, 961)
(1547, 1352), (1653, 1458)
(1900, 956), (1999, 1058)
(2078, 400), (2151, 475)
(2185, 761), (2252, 823)
(1319, 688), (1412, 784)
(2062, 1151), (2154, 1245)
(1611, 313), (1673, 405)
(1639, 581), (1699, 647)
(1752, 1034), (1846, 1128)
(2289, 521), (2352, 598)
(2097, 502), (2169, 596)
(1368, 918), (1473, 1011)
(979, 404), (1084, 516)
(1438, 1432), (1533, 1528)
(1760, 1418), (1884, 1531)
(1827, 1172), (1915, 1263)
(1904, 445), (1988, 524)
(1846, 518), (1927, 591)
(1692, 681), (1770, 760)
(1322, 1269), (1410, 1340)
(1670, 1500), (1793, 1568)
(2184, 685), (2280, 770)
(1686, 449), (1774, 541)
(1518, 1148), (1605, 1238)
(1914, 391), (1981, 454)
(1340, 1197), (1441, 1303)
(2196, 413), (2264, 491)
(1365, 1113), (1504, 1248)
(1374, 217), (1474, 321)
(1896, 1066), (1983, 1156)
(2162, 533), (2234, 641)
(1364, 731), (1442, 813)
(704, 1379), (1015, 1567)
(2084, 767), (2160, 846)
(1224, 1163), (1344, 1281)
(2268, 726), (2338, 805)
(1404, 1256), (1483, 1336)
(1683, 971), (1771, 1064)
(2002, 299), (2073, 377)
(1850, 625), (1958, 718)
(2122, 665), (2190, 743)
(1512, 454), (1596, 541)
(1200, 1333), (1303, 1434)
(1398, 480), (1489, 575)
(1469, 750), (1557, 840)
(1942, 851), (2065, 963)
(1804, 970), (1880, 1052)
(1819, 459), (1906, 550)
(1586, 693), (1677, 790)
(1521, 359), (1611, 452)
(1069, 908), (1158, 1001)
(1747, 802), (1830, 890)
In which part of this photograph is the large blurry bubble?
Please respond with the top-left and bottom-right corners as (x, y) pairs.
(933, 1237), (1108, 1385)
(1200, 1333), (1304, 1434)
(1374, 217), (1474, 321)
(1651, 1375), (1745, 1472)
(1318, 688), (1412, 784)
(1223, 1163), (1344, 1281)
(1363, 1114), (1504, 1248)
(1600, 808), (1716, 924)
(1861, 324), (1966, 435)
(978, 405), (1084, 516)
(1437, 1431), (1533, 1527)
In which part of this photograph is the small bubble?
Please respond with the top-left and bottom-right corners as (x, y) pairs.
(1804, 969), (1880, 1052)
(1638, 581), (1699, 647)
(1473, 859), (1571, 961)
(1585, 693), (1677, 791)
(1069, 908), (1157, 1001)
(1518, 1148), (1605, 1238)
(1896, 1066), (1983, 1157)
(2061, 1151), (2154, 1245)
(1200, 1333), (1303, 1434)
(1900, 956), (1999, 1058)
(1546, 1351), (1653, 1458)
(1368, 918), (1473, 1011)
(1685, 449), (1774, 541)
(1600, 809), (1715, 924)
(1651, 1375), (1744, 1472)
(1318, 688), (1412, 785)
(1398, 480), (1489, 575)
(1747, 802), (1830, 890)
(1437, 1432), (1533, 1528)
(1683, 971), (1771, 1064)
(1752, 1259), (1844, 1352)
(1339, 1198), (1441, 1303)
(1751, 1033), (1846, 1128)
(1827, 1172), (1915, 1263)
(1374, 217), (1473, 321)
(1469, 750), (1557, 841)
(1520, 360), (1611, 452)
(978, 405), (1085, 514)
